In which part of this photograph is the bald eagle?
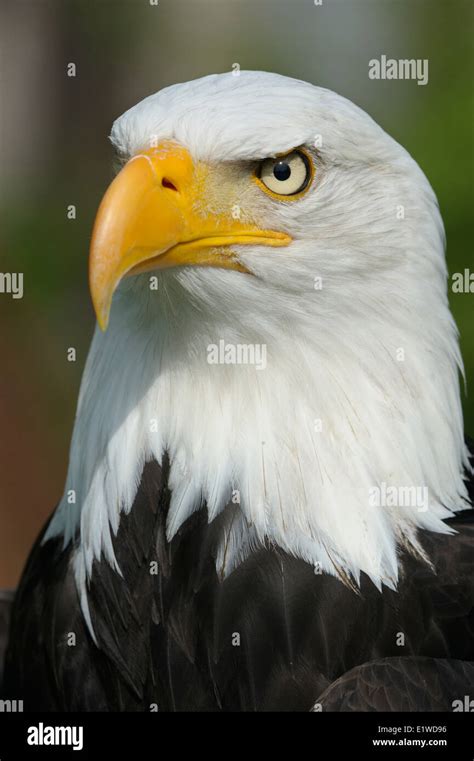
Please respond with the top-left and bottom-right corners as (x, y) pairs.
(2, 72), (473, 712)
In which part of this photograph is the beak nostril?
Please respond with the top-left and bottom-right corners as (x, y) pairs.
(162, 177), (178, 191)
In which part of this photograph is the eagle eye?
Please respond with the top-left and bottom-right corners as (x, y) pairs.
(256, 149), (313, 198)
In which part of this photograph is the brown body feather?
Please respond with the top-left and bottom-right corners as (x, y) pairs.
(2, 454), (474, 711)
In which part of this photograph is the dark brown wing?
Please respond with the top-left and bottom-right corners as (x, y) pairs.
(314, 656), (474, 711)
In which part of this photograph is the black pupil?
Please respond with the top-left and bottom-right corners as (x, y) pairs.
(273, 161), (291, 181)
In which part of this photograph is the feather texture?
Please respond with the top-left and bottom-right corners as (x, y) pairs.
(4, 456), (474, 711)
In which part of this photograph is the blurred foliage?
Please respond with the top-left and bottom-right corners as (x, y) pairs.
(0, 0), (472, 584)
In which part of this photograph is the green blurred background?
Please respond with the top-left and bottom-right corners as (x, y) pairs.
(0, 0), (472, 586)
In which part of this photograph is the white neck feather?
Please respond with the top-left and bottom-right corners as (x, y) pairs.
(46, 249), (470, 599)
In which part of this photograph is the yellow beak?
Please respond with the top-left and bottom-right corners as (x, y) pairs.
(89, 141), (292, 329)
